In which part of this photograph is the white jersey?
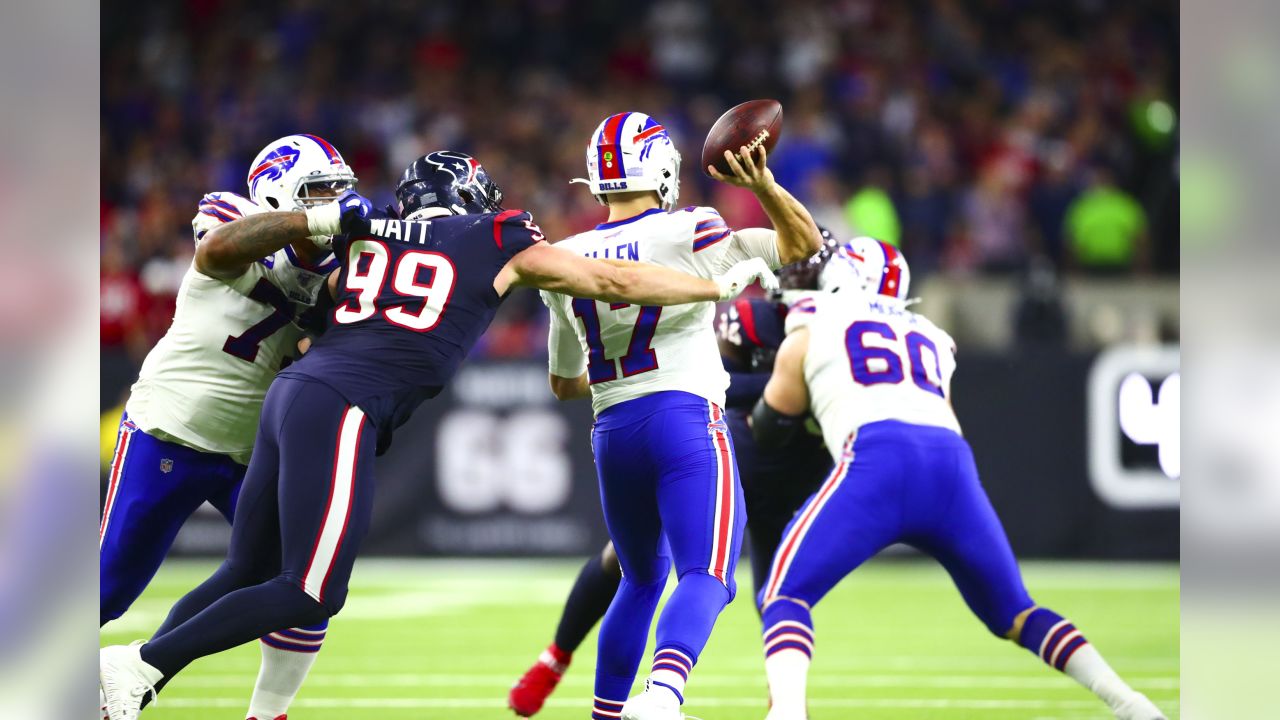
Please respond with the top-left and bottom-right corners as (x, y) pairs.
(789, 291), (962, 459)
(542, 206), (781, 415)
(124, 192), (335, 465)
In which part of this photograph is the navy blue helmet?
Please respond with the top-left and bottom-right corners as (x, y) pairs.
(396, 150), (505, 218)
(776, 225), (840, 292)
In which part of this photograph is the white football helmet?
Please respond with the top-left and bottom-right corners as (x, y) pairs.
(246, 134), (356, 211)
(819, 236), (911, 301)
(572, 112), (681, 210)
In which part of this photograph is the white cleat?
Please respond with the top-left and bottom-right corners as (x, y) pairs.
(99, 643), (162, 720)
(620, 680), (684, 720)
(1114, 692), (1166, 720)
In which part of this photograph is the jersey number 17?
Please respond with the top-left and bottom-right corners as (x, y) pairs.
(571, 299), (662, 384)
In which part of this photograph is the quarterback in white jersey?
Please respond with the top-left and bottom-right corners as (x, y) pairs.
(100, 134), (353, 720)
(541, 111), (821, 720)
(752, 238), (1167, 720)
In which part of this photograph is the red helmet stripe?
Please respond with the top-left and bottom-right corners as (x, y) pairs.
(877, 242), (903, 298)
(301, 134), (343, 165)
(597, 113), (629, 180)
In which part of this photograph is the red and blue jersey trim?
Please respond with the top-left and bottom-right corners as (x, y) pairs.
(594, 206), (664, 231)
(693, 216), (730, 252)
(199, 196), (243, 224)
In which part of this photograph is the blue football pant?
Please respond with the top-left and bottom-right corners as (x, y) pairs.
(590, 391), (746, 704)
(142, 376), (376, 677)
(761, 420), (1033, 638)
(99, 414), (244, 625)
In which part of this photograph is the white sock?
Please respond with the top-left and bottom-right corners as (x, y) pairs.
(649, 648), (693, 702)
(764, 648), (810, 715)
(1061, 643), (1137, 710)
(246, 629), (324, 719)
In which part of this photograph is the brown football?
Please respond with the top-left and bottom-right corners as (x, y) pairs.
(701, 99), (784, 177)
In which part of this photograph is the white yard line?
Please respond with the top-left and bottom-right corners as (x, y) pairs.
(155, 696), (1180, 710)
(171, 671), (1181, 690)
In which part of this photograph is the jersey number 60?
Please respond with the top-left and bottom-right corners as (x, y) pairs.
(334, 240), (457, 331)
(845, 320), (945, 397)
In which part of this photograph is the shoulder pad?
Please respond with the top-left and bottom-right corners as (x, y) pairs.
(491, 208), (545, 255)
(192, 192), (261, 243)
(783, 292), (822, 335)
(688, 206), (731, 253)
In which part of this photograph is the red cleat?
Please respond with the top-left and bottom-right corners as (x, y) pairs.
(246, 716), (286, 719)
(508, 645), (571, 717)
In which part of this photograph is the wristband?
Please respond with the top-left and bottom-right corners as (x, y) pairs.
(304, 203), (342, 237)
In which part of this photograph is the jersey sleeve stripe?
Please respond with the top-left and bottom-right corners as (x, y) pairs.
(693, 229), (731, 252)
(200, 207), (238, 223)
(201, 198), (243, 218)
(491, 209), (523, 250)
(695, 218), (726, 231)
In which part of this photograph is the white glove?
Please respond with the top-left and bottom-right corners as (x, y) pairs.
(713, 257), (779, 301)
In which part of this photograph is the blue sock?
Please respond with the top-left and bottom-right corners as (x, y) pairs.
(1018, 607), (1090, 671)
(646, 571), (732, 698)
(654, 571), (731, 660)
(594, 576), (664, 717)
(761, 597), (815, 660)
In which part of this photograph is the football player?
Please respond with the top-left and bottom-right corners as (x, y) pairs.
(100, 134), (354, 720)
(507, 233), (840, 718)
(539, 112), (821, 720)
(751, 238), (1167, 720)
(98, 150), (776, 720)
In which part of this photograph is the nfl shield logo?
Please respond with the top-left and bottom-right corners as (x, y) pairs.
(160, 458), (174, 474)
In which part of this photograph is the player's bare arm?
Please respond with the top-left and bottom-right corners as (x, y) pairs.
(195, 211), (311, 280)
(707, 145), (822, 264)
(497, 243), (777, 304)
(752, 327), (811, 448)
(549, 373), (589, 401)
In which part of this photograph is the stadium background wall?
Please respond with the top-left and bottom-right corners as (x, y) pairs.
(147, 349), (1178, 561)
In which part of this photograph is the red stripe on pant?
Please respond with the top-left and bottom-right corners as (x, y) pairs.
(764, 440), (853, 601)
(302, 406), (366, 603)
(708, 404), (734, 583)
(99, 425), (134, 544)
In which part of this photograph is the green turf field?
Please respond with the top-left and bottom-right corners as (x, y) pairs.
(102, 558), (1179, 719)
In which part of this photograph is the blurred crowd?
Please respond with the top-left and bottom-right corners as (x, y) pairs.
(101, 0), (1178, 396)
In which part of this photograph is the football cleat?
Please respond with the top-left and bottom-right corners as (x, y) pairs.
(620, 680), (684, 720)
(1113, 693), (1166, 720)
(508, 648), (569, 717)
(99, 643), (162, 720)
(245, 716), (287, 720)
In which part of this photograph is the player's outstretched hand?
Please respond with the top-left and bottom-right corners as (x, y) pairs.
(305, 190), (374, 243)
(706, 143), (774, 193)
(714, 257), (779, 300)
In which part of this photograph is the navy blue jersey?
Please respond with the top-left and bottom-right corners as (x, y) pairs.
(718, 297), (787, 374)
(279, 208), (543, 446)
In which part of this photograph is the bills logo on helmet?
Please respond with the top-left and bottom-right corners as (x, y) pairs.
(248, 145), (301, 196)
(426, 150), (480, 186)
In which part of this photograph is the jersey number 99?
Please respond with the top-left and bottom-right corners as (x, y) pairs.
(334, 240), (457, 331)
(845, 320), (945, 397)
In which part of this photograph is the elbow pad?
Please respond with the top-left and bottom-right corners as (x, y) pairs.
(751, 397), (805, 449)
